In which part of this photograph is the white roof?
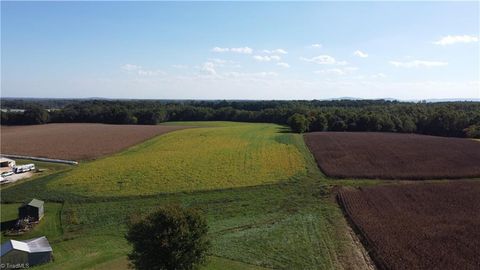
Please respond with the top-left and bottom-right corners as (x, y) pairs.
(1, 236), (52, 256)
(0, 157), (14, 163)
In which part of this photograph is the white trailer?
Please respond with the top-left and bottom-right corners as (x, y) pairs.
(13, 164), (36, 174)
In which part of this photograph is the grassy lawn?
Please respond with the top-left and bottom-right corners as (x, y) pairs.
(0, 203), (63, 243)
(1, 122), (369, 269)
(0, 203), (19, 222)
(84, 256), (270, 270)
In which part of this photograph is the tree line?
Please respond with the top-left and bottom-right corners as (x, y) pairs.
(1, 99), (479, 138)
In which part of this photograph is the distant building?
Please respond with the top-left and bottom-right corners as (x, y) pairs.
(18, 199), (44, 221)
(0, 157), (15, 173)
(0, 236), (53, 268)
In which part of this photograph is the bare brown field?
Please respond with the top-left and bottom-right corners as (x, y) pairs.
(1, 123), (189, 160)
(338, 181), (480, 270)
(304, 132), (480, 179)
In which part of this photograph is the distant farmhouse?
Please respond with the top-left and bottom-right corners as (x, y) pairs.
(0, 157), (15, 173)
(0, 236), (53, 268)
(19, 199), (44, 221)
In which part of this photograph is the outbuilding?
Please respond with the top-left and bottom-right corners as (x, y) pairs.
(0, 157), (15, 173)
(0, 236), (53, 268)
(18, 199), (44, 221)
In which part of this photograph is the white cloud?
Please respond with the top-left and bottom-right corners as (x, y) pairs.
(371, 73), (387, 79)
(121, 64), (165, 76)
(201, 62), (217, 75)
(121, 64), (141, 71)
(389, 60), (448, 68)
(344, 67), (359, 72)
(212, 47), (253, 54)
(310, 44), (322, 48)
(301, 55), (347, 65)
(253, 55), (268, 62)
(353, 73), (386, 80)
(354, 50), (368, 58)
(253, 55), (281, 62)
(262, 49), (288, 54)
(224, 71), (278, 78)
(207, 58), (241, 68)
(271, 55), (281, 61)
(314, 66), (358, 76)
(211, 47), (229, 53)
(433, 35), (478, 45)
(172, 64), (188, 69)
(209, 58), (227, 64)
(231, 47), (253, 54)
(137, 69), (166, 76)
(315, 68), (346, 75)
(277, 62), (290, 68)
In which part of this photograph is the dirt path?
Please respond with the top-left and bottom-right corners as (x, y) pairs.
(340, 222), (376, 270)
(1, 171), (33, 184)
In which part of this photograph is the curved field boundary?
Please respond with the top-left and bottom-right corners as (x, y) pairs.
(1, 154), (78, 165)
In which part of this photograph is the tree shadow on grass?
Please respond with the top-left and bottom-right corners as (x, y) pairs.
(277, 126), (293, 134)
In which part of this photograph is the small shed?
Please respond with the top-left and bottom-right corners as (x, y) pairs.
(18, 199), (44, 221)
(0, 236), (53, 267)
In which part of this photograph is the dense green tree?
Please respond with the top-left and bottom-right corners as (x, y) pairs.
(400, 117), (417, 133)
(309, 113), (328, 131)
(125, 205), (210, 270)
(23, 106), (50, 124)
(135, 110), (167, 125)
(464, 124), (480, 138)
(288, 113), (309, 133)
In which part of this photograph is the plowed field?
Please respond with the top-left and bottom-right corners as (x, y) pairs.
(304, 132), (480, 179)
(1, 123), (188, 160)
(338, 181), (480, 270)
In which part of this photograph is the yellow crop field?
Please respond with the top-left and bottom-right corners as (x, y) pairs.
(48, 122), (307, 196)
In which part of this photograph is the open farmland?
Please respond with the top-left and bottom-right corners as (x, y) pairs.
(45, 122), (307, 197)
(0, 122), (372, 269)
(304, 132), (480, 179)
(0, 123), (189, 160)
(338, 181), (480, 270)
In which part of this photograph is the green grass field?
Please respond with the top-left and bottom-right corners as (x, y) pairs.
(47, 122), (306, 197)
(1, 122), (369, 269)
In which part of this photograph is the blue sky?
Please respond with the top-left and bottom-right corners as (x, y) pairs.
(1, 1), (479, 100)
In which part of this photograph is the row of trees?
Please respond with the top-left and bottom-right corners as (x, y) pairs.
(287, 106), (479, 138)
(1, 99), (479, 138)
